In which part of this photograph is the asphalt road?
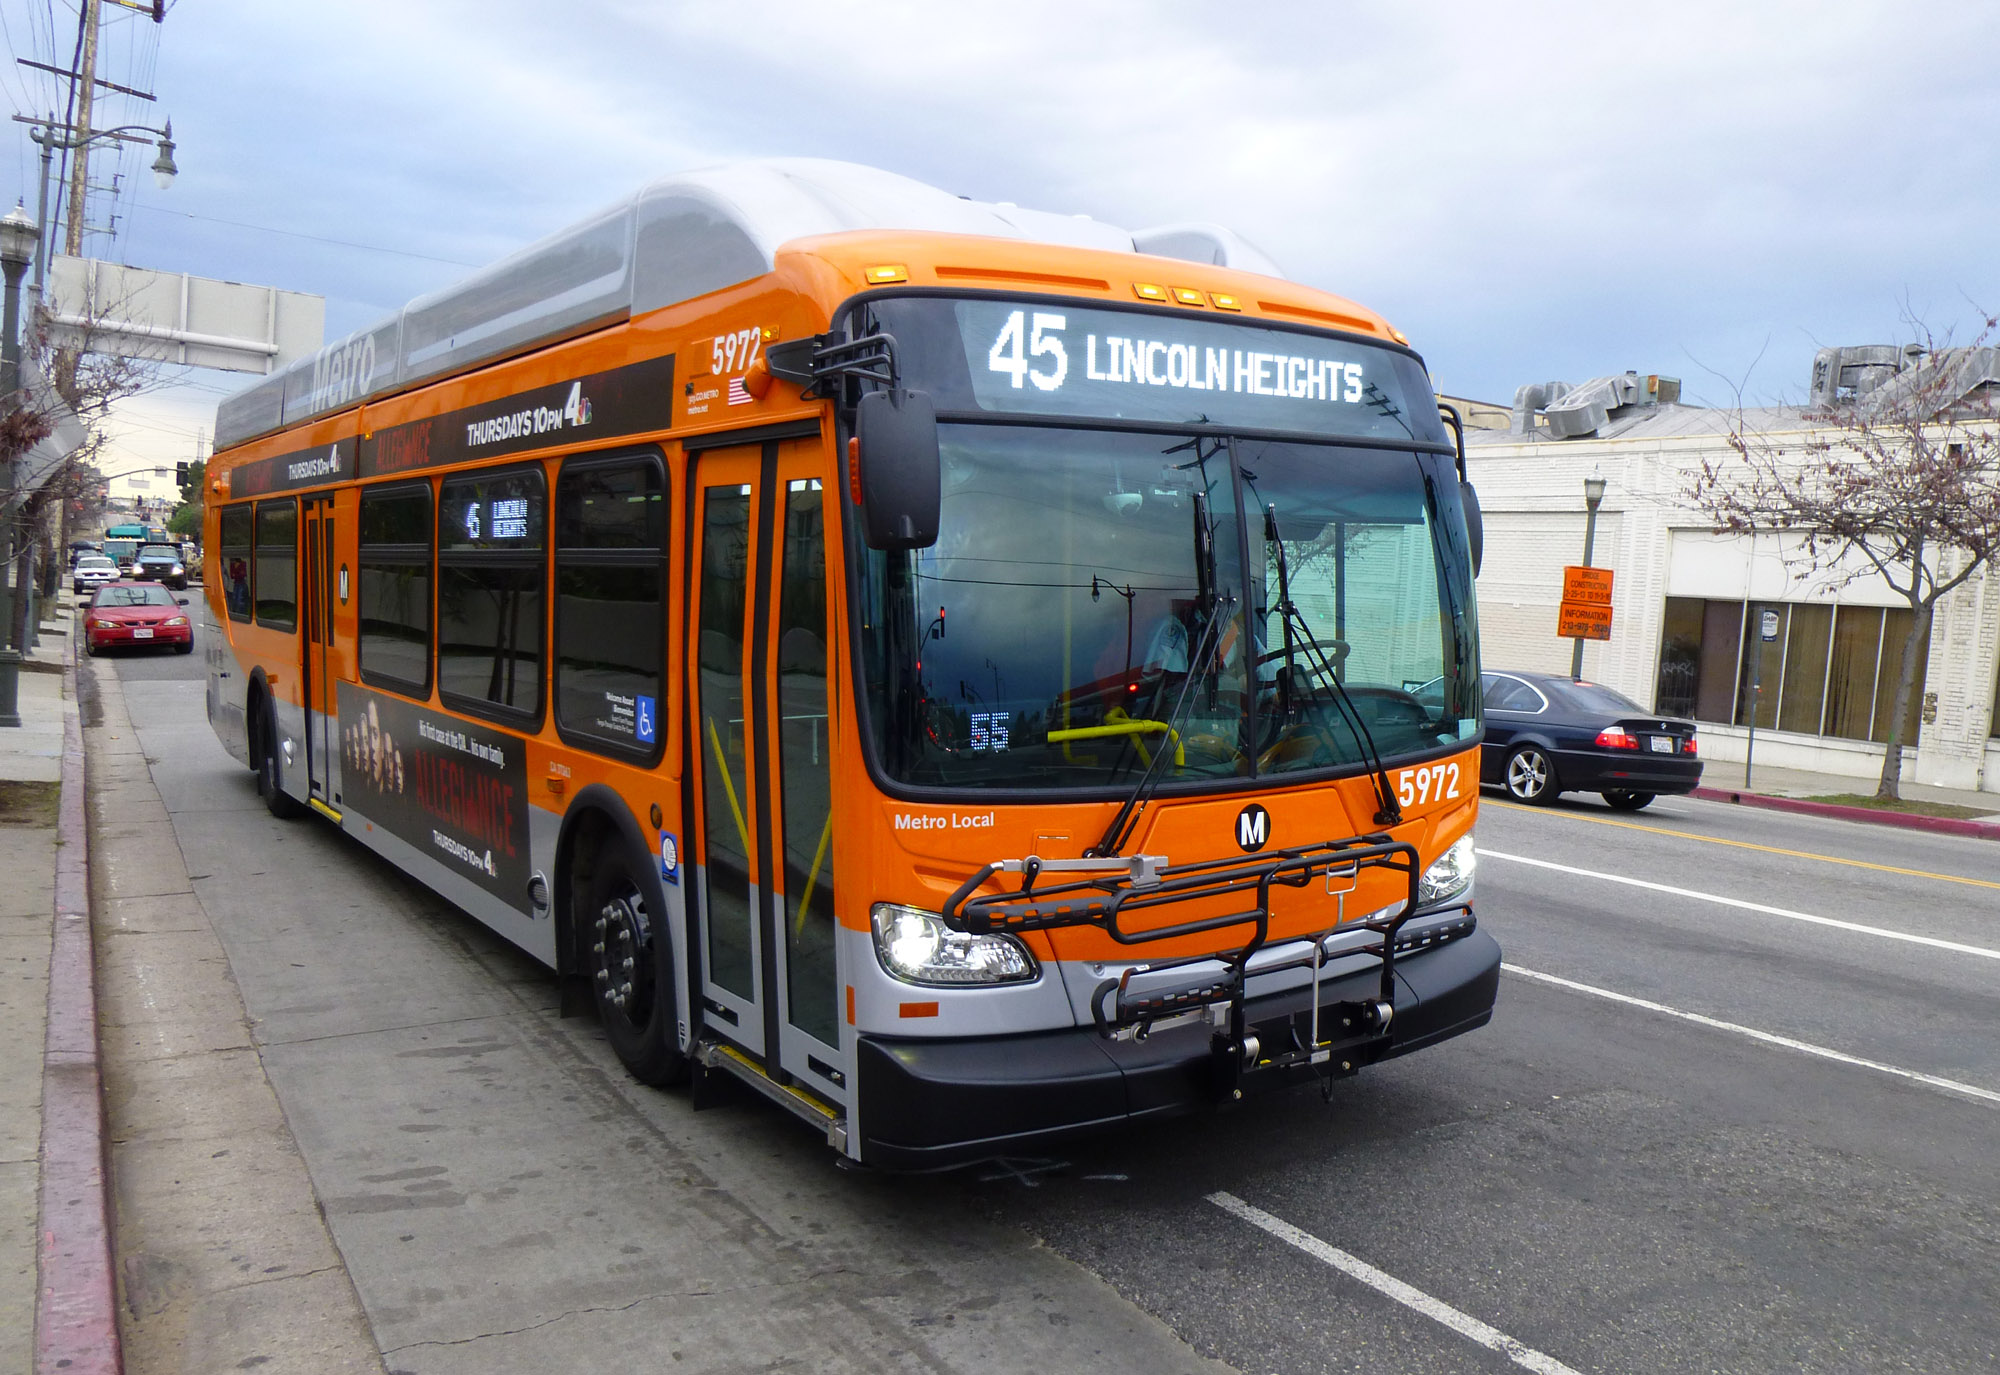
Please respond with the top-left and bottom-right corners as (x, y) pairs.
(108, 619), (2000, 1374)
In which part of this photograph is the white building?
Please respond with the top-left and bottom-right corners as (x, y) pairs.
(1461, 352), (2000, 795)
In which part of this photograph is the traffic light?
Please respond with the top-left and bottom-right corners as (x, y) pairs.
(175, 461), (189, 484)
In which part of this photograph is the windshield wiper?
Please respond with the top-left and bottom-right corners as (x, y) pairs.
(1262, 504), (1404, 828)
(1090, 479), (1231, 857)
(1088, 591), (1232, 858)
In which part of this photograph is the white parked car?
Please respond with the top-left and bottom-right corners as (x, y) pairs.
(72, 555), (119, 595)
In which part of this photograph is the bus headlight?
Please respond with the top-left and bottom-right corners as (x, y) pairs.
(1417, 833), (1476, 908)
(870, 903), (1038, 986)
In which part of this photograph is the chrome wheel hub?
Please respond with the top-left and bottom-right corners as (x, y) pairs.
(1508, 752), (1547, 795)
(592, 893), (650, 1017)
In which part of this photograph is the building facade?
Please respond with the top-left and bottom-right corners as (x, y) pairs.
(1462, 360), (2000, 794)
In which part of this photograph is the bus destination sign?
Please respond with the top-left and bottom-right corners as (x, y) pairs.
(946, 299), (1443, 443)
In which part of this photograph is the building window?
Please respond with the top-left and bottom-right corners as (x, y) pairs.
(219, 504), (253, 621)
(437, 467), (545, 721)
(358, 484), (432, 694)
(254, 499), (297, 630)
(1655, 596), (1925, 745)
(553, 453), (666, 756)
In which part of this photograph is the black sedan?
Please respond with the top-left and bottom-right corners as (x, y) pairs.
(1479, 670), (1702, 810)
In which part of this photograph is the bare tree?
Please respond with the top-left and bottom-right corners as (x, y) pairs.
(1687, 320), (2000, 801)
(3, 282), (161, 649)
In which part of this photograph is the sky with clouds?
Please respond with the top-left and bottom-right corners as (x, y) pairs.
(5, 0), (1997, 472)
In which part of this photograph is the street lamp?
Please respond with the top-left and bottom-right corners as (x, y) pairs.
(0, 199), (38, 729)
(150, 121), (178, 190)
(0, 201), (37, 395)
(12, 113), (180, 302)
(1570, 466), (1607, 680)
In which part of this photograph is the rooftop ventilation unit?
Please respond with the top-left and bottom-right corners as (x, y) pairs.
(1513, 371), (1681, 438)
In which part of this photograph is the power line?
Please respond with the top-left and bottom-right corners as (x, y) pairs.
(127, 202), (482, 266)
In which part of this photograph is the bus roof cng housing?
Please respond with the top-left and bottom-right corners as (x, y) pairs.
(215, 159), (1285, 450)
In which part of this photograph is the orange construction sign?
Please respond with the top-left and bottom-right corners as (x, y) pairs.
(1562, 565), (1614, 605)
(1557, 601), (1613, 640)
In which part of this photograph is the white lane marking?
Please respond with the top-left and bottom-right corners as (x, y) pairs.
(1207, 1191), (1584, 1375)
(1505, 963), (2000, 1108)
(1478, 848), (2000, 962)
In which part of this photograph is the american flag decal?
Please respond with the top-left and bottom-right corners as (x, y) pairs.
(727, 376), (753, 405)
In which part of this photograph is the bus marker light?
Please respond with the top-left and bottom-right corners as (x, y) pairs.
(1208, 292), (1242, 311)
(1172, 287), (1205, 306)
(1132, 282), (1168, 302)
(742, 356), (773, 399)
(899, 1001), (940, 1018)
(866, 264), (908, 284)
(847, 436), (864, 505)
(545, 776), (565, 795)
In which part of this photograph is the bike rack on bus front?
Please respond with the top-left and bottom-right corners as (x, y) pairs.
(940, 836), (1426, 1096)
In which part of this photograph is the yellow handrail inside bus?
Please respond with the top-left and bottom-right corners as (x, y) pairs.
(795, 810), (834, 934)
(1047, 717), (1185, 767)
(704, 716), (751, 857)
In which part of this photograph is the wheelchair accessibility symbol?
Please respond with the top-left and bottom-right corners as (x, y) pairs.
(635, 694), (657, 744)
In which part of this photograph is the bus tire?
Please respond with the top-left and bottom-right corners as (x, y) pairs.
(255, 699), (306, 820)
(585, 842), (687, 1086)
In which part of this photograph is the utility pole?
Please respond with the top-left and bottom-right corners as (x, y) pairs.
(63, 0), (104, 258)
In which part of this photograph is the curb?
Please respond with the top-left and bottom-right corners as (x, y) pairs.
(1690, 786), (2000, 841)
(36, 653), (120, 1374)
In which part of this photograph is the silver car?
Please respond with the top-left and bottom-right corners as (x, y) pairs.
(72, 555), (119, 595)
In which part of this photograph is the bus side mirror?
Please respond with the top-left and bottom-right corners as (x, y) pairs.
(853, 388), (940, 550)
(1459, 480), (1484, 578)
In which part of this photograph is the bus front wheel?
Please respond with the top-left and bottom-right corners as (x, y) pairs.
(585, 844), (687, 1086)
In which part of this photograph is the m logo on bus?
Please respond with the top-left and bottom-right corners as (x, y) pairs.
(1235, 803), (1270, 853)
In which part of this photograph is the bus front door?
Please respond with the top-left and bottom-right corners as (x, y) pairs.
(300, 495), (341, 813)
(687, 438), (845, 1108)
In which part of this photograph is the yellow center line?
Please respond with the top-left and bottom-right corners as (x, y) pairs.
(1485, 800), (2000, 891)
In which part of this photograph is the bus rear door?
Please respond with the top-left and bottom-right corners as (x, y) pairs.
(300, 494), (342, 813)
(686, 435), (845, 1107)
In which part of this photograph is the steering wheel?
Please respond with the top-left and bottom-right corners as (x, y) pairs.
(1254, 636), (1350, 670)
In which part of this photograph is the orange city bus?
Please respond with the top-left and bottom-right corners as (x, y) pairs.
(204, 159), (1495, 1168)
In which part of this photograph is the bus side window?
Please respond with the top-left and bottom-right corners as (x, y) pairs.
(254, 499), (297, 630)
(437, 466), (546, 722)
(220, 504), (254, 622)
(358, 484), (434, 695)
(553, 453), (666, 756)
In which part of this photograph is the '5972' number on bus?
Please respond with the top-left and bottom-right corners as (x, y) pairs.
(1395, 762), (1461, 808)
(711, 327), (763, 376)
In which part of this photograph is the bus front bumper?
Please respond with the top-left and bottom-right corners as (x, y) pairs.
(854, 925), (1500, 1170)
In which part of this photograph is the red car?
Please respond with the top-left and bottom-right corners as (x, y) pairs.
(84, 581), (194, 655)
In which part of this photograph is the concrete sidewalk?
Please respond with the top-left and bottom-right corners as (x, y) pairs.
(1693, 757), (2000, 838)
(6, 587), (383, 1374)
(0, 590), (104, 1374)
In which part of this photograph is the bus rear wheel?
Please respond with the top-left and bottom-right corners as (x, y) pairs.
(585, 846), (687, 1086)
(254, 699), (305, 820)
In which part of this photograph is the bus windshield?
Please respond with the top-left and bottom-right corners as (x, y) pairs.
(858, 424), (1479, 791)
